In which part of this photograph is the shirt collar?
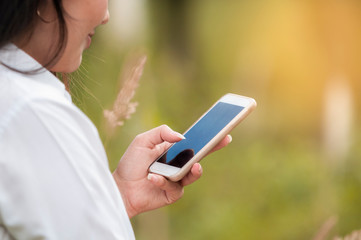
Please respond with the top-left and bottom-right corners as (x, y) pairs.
(0, 43), (72, 101)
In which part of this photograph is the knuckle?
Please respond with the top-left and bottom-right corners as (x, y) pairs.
(171, 189), (184, 204)
(154, 144), (163, 155)
(159, 124), (170, 132)
(165, 184), (184, 205)
(159, 178), (168, 188)
(179, 188), (185, 198)
(175, 186), (185, 200)
(133, 134), (143, 143)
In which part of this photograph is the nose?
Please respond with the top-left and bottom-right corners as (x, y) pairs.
(102, 10), (110, 25)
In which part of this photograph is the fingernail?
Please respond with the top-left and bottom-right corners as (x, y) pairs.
(148, 173), (160, 183)
(228, 135), (232, 143)
(198, 164), (203, 174)
(147, 173), (153, 181)
(173, 131), (186, 140)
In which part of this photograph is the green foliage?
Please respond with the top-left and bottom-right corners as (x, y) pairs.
(74, 0), (361, 239)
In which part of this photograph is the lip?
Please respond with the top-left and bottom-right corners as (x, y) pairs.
(86, 32), (95, 49)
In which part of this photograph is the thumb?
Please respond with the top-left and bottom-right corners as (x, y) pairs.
(144, 125), (185, 147)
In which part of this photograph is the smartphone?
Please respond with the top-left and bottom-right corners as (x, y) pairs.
(148, 93), (256, 182)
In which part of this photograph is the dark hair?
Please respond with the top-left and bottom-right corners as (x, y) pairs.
(0, 0), (68, 71)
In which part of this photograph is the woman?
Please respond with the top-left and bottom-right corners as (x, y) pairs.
(0, 0), (231, 239)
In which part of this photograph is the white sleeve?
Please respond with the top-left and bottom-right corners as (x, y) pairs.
(0, 96), (135, 240)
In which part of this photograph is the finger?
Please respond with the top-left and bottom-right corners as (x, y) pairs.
(148, 173), (184, 204)
(154, 141), (172, 156)
(207, 135), (232, 155)
(181, 163), (202, 186)
(138, 125), (185, 148)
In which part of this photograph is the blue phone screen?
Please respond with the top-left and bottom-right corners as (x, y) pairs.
(157, 102), (244, 168)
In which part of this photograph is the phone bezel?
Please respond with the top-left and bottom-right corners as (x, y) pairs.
(148, 93), (256, 181)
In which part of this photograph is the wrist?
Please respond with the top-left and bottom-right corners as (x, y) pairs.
(112, 172), (137, 219)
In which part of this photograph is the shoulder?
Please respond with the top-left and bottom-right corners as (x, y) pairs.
(0, 67), (67, 105)
(0, 69), (110, 189)
(0, 68), (97, 137)
(0, 69), (104, 164)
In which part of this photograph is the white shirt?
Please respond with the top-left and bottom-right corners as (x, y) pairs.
(0, 44), (135, 240)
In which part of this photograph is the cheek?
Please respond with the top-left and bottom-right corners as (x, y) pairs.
(65, 0), (108, 23)
(89, 0), (109, 25)
(66, 22), (89, 44)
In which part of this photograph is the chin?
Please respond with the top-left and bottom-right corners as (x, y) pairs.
(50, 55), (83, 73)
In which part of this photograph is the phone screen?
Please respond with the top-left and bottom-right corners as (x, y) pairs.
(156, 102), (245, 168)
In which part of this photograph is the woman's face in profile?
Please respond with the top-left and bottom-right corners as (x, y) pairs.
(19, 0), (109, 73)
(53, 0), (110, 72)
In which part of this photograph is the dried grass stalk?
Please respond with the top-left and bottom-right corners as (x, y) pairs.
(313, 216), (361, 240)
(333, 230), (361, 240)
(104, 55), (147, 132)
(313, 216), (338, 240)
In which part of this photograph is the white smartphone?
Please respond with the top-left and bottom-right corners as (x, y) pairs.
(148, 93), (257, 182)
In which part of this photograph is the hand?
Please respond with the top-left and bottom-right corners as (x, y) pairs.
(112, 125), (232, 218)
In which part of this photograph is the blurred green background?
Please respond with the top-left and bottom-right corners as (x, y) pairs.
(74, 0), (361, 239)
